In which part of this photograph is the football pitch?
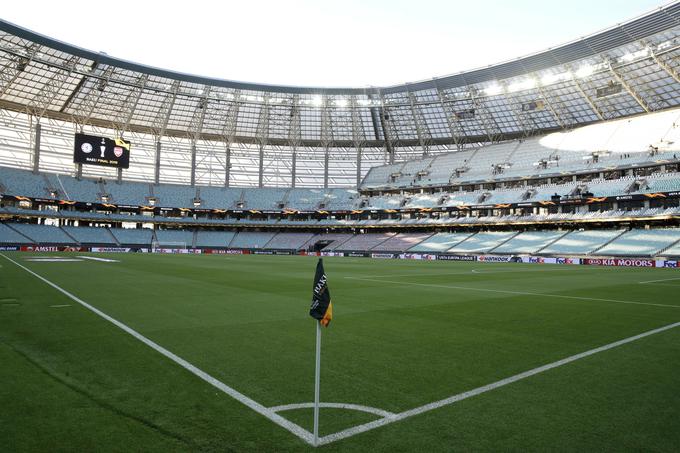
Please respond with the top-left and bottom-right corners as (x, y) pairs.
(1, 252), (679, 452)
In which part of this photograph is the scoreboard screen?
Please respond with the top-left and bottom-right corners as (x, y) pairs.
(74, 133), (131, 168)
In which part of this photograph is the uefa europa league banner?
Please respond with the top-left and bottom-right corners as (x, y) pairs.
(74, 133), (131, 168)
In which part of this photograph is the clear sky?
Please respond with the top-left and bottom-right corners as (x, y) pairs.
(2, 0), (670, 88)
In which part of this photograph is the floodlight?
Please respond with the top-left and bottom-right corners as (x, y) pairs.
(483, 83), (503, 96)
(575, 65), (594, 78)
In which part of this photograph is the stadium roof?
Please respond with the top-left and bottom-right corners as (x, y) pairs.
(0, 3), (679, 188)
(1, 3), (679, 95)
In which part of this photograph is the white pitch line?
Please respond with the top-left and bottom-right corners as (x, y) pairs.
(77, 256), (120, 263)
(270, 402), (396, 419)
(49, 304), (72, 308)
(639, 276), (680, 284)
(347, 268), (581, 279)
(0, 253), (315, 446)
(347, 277), (680, 309)
(318, 320), (680, 445)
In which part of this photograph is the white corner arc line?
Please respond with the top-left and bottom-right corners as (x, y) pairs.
(270, 402), (396, 419)
(0, 253), (314, 446)
(317, 320), (680, 445)
(347, 277), (680, 309)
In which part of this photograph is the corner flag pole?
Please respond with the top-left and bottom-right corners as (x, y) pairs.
(313, 320), (321, 445)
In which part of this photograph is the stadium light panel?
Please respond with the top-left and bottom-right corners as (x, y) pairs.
(540, 72), (570, 86)
(483, 83), (503, 96)
(575, 65), (594, 78)
(311, 95), (323, 107)
(508, 79), (536, 93)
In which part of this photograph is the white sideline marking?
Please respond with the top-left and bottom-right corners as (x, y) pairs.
(639, 276), (680, 284)
(270, 402), (396, 419)
(77, 256), (120, 263)
(347, 277), (680, 309)
(25, 258), (83, 262)
(350, 268), (580, 279)
(0, 253), (315, 446)
(317, 321), (680, 445)
(49, 304), (72, 308)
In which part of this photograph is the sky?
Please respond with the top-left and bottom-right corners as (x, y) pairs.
(2, 0), (670, 88)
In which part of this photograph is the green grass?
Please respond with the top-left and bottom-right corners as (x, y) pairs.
(1, 252), (679, 452)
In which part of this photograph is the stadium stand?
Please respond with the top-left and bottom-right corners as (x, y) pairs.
(195, 230), (237, 248)
(333, 233), (396, 251)
(371, 233), (434, 252)
(304, 233), (354, 251)
(0, 222), (34, 244)
(242, 188), (286, 210)
(198, 187), (243, 209)
(540, 230), (625, 255)
(361, 108), (680, 191)
(152, 184), (198, 208)
(492, 231), (567, 254)
(285, 189), (326, 210)
(448, 231), (518, 253)
(8, 222), (74, 244)
(102, 180), (151, 205)
(264, 232), (316, 250)
(109, 227), (154, 246)
(52, 174), (101, 203)
(0, 166), (50, 199)
(228, 231), (277, 249)
(594, 228), (680, 256)
(408, 232), (475, 252)
(62, 226), (117, 245)
(155, 229), (195, 247)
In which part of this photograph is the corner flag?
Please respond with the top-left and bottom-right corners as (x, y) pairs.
(309, 258), (332, 327)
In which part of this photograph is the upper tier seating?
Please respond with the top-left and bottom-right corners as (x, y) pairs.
(198, 187), (243, 209)
(102, 180), (151, 205)
(540, 230), (625, 255)
(152, 184), (197, 208)
(285, 189), (326, 210)
(50, 174), (101, 203)
(0, 167), (50, 198)
(360, 107), (680, 190)
(594, 228), (680, 256)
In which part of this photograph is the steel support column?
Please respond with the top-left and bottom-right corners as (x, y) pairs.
(291, 151), (297, 188)
(32, 121), (41, 173)
(154, 141), (161, 184)
(190, 144), (197, 186)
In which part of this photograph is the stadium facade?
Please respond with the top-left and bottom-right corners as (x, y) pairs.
(1, 4), (680, 259)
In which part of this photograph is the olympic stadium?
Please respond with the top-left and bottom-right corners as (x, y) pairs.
(1, 3), (680, 452)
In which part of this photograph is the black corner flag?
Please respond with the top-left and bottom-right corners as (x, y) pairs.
(309, 258), (332, 327)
